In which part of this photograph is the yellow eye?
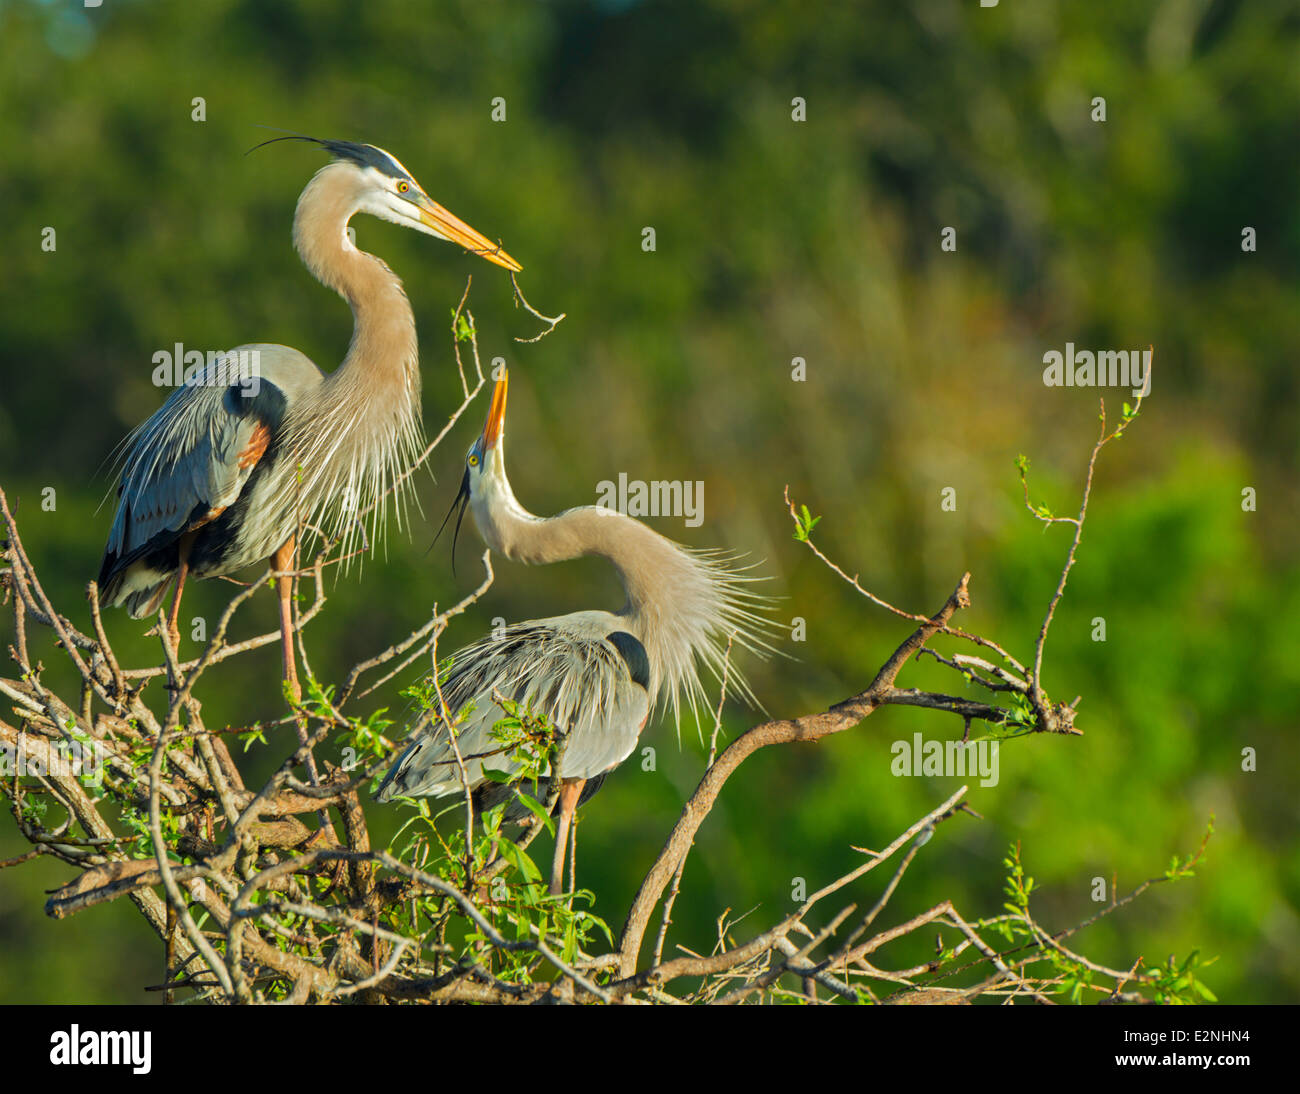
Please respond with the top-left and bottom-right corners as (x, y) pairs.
(397, 181), (410, 194)
(468, 454), (479, 467)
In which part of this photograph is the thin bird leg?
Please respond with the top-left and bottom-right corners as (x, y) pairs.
(166, 532), (196, 651)
(274, 536), (327, 830)
(273, 536), (302, 704)
(568, 804), (578, 893)
(549, 777), (586, 896)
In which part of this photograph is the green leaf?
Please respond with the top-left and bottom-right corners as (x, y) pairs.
(790, 500), (822, 542)
(499, 838), (545, 885)
(513, 791), (555, 836)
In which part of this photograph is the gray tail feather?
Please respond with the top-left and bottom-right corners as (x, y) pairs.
(99, 554), (173, 619)
(125, 580), (171, 620)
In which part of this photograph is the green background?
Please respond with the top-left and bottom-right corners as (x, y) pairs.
(0, 0), (1296, 1003)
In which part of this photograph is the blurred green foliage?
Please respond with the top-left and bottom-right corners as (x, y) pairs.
(0, 0), (1296, 1002)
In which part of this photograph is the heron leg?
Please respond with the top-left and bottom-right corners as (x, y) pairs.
(549, 777), (586, 896)
(166, 532), (196, 651)
(273, 536), (301, 704)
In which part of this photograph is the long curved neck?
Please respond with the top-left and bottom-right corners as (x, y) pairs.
(488, 499), (684, 621)
(292, 168), (418, 395)
(474, 460), (765, 724)
(281, 165), (424, 555)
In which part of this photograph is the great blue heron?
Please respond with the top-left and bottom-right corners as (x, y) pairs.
(97, 138), (521, 699)
(376, 369), (775, 894)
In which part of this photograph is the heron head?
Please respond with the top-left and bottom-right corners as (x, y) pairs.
(257, 134), (522, 271)
(435, 369), (511, 572)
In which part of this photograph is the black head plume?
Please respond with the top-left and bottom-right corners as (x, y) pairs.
(246, 129), (413, 182)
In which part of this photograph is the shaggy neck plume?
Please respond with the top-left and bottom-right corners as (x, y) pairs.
(476, 450), (772, 725)
(283, 165), (425, 553)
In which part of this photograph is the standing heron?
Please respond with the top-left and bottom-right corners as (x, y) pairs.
(376, 370), (775, 894)
(97, 138), (521, 699)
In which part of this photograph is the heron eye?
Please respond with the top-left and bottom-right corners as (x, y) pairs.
(397, 181), (410, 194)
(468, 454), (479, 467)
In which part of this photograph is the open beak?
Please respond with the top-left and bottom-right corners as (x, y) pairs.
(415, 193), (522, 272)
(433, 372), (507, 576)
(432, 467), (472, 576)
(479, 369), (508, 450)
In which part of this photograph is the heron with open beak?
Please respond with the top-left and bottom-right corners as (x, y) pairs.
(376, 369), (776, 895)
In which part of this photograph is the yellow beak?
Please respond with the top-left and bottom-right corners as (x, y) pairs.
(480, 369), (508, 449)
(416, 194), (522, 272)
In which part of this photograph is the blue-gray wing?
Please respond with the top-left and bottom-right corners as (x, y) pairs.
(98, 346), (321, 614)
(375, 618), (651, 803)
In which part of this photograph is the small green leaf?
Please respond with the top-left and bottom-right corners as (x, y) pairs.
(513, 791), (555, 836)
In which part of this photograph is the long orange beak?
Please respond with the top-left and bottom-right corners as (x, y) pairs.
(416, 194), (522, 272)
(480, 369), (508, 449)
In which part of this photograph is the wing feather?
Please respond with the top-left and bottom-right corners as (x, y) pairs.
(375, 620), (650, 804)
(97, 348), (317, 605)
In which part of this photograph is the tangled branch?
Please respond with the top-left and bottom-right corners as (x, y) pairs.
(0, 333), (1211, 1003)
